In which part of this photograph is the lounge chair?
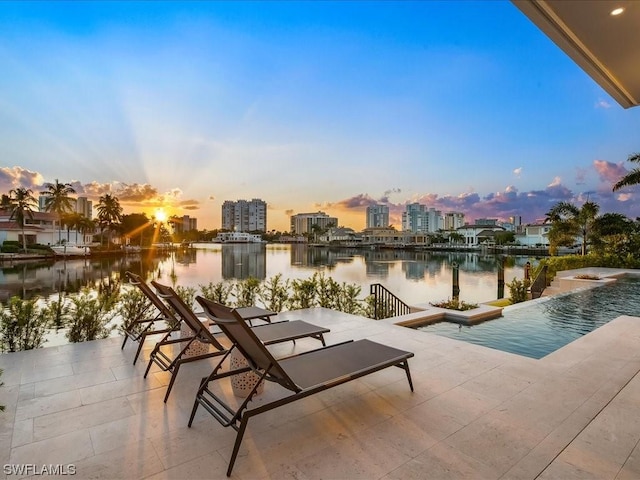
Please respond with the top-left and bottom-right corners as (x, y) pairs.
(150, 282), (331, 402)
(121, 272), (181, 365)
(190, 295), (415, 476)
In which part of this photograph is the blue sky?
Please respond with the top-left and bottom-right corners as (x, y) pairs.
(1, 1), (639, 231)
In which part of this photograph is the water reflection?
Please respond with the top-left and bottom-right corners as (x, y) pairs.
(222, 244), (266, 280)
(0, 245), (530, 305)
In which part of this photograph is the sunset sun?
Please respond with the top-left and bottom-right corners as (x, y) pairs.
(154, 209), (167, 222)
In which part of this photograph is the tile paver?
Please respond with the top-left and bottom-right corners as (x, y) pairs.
(0, 286), (639, 479)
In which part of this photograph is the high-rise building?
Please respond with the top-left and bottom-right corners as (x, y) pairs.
(402, 204), (442, 233)
(366, 204), (389, 228)
(221, 199), (267, 232)
(38, 195), (48, 212)
(444, 212), (465, 230)
(173, 215), (197, 233)
(76, 197), (92, 219)
(290, 212), (338, 234)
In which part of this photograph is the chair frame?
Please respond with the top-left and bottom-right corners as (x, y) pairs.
(150, 282), (330, 403)
(189, 296), (414, 477)
(121, 272), (181, 365)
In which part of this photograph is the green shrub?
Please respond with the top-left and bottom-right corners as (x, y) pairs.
(430, 298), (479, 311)
(199, 281), (233, 305)
(508, 277), (530, 304)
(117, 287), (155, 335)
(42, 292), (69, 330)
(258, 274), (290, 312)
(0, 296), (50, 352)
(287, 276), (318, 310)
(232, 277), (262, 308)
(175, 285), (198, 310)
(66, 289), (115, 343)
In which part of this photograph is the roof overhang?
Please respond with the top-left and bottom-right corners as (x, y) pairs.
(513, 0), (640, 109)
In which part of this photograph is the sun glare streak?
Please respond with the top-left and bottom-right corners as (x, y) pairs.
(154, 209), (167, 222)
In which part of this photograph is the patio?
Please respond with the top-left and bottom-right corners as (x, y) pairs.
(1, 304), (640, 479)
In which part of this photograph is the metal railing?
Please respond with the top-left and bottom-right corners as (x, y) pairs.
(369, 283), (411, 320)
(530, 265), (548, 299)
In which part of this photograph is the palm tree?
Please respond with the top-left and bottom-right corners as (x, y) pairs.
(0, 194), (11, 209)
(41, 179), (76, 243)
(62, 212), (83, 243)
(75, 216), (96, 244)
(8, 187), (38, 252)
(96, 194), (123, 246)
(613, 153), (640, 191)
(545, 200), (600, 256)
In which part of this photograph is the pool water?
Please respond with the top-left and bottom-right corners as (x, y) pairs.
(417, 275), (640, 359)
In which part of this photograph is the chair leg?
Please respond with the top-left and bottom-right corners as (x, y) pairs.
(404, 361), (414, 392)
(188, 376), (208, 427)
(121, 335), (128, 350)
(133, 337), (145, 365)
(143, 355), (154, 379)
(227, 416), (250, 477)
(164, 362), (181, 403)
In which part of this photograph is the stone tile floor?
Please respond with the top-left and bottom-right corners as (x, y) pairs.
(1, 305), (639, 479)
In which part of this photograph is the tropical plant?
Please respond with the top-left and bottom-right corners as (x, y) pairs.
(96, 193), (123, 246)
(66, 289), (116, 343)
(8, 187), (38, 252)
(76, 215), (96, 244)
(0, 194), (11, 208)
(41, 179), (76, 243)
(43, 292), (69, 330)
(175, 285), (198, 310)
(448, 232), (464, 244)
(233, 277), (262, 308)
(117, 287), (153, 336)
(287, 276), (318, 310)
(0, 296), (51, 352)
(258, 274), (290, 312)
(612, 153), (640, 191)
(430, 298), (479, 311)
(545, 200), (600, 256)
(507, 277), (530, 304)
(199, 281), (234, 305)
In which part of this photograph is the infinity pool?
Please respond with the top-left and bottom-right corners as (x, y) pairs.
(417, 275), (640, 359)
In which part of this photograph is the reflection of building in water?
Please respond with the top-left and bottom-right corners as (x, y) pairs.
(403, 261), (427, 280)
(221, 244), (266, 280)
(0, 255), (167, 302)
(289, 246), (354, 269)
(175, 248), (197, 265)
(365, 260), (390, 277)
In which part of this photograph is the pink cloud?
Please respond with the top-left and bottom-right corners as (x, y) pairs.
(593, 160), (627, 184)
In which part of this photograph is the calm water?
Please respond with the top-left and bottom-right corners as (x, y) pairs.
(0, 243), (528, 306)
(418, 275), (640, 359)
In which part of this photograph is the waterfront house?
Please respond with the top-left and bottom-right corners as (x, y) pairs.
(0, 209), (94, 248)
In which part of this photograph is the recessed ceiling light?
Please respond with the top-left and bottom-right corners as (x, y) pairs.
(610, 7), (625, 16)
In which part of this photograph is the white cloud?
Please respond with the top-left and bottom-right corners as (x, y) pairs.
(595, 99), (612, 109)
(548, 176), (562, 187)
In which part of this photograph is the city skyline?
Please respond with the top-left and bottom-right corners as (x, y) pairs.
(1, 1), (639, 232)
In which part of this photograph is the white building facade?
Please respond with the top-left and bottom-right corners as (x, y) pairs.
(290, 212), (338, 235)
(366, 204), (389, 228)
(402, 204), (442, 233)
(221, 199), (267, 232)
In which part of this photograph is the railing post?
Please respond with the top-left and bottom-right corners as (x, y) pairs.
(497, 257), (505, 299)
(452, 262), (460, 300)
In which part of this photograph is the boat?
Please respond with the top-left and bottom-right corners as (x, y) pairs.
(213, 232), (264, 244)
(51, 243), (91, 257)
